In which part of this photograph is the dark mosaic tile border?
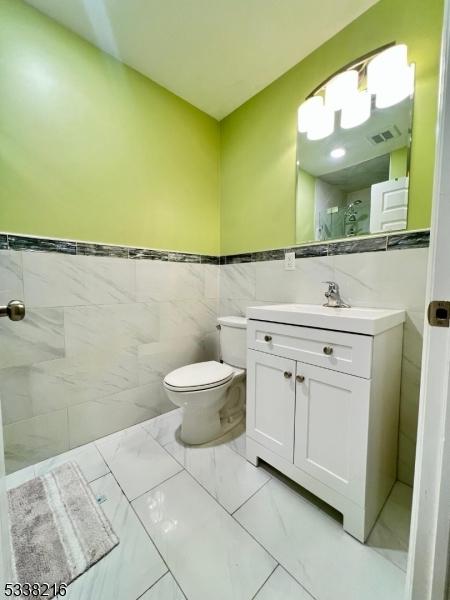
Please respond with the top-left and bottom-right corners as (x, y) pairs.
(76, 242), (128, 258)
(128, 248), (169, 261)
(201, 255), (220, 265)
(222, 230), (430, 263)
(168, 251), (201, 263)
(221, 253), (253, 265)
(387, 230), (430, 250)
(327, 236), (387, 256)
(0, 233), (220, 264)
(0, 230), (429, 264)
(251, 249), (285, 262)
(8, 235), (76, 255)
(289, 244), (328, 259)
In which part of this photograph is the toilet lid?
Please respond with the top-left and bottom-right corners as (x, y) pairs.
(164, 361), (234, 391)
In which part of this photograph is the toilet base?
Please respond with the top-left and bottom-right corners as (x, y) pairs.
(164, 368), (246, 446)
(180, 406), (244, 445)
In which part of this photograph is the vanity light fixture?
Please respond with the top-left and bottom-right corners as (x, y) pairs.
(298, 44), (414, 140)
(306, 104), (335, 140)
(297, 96), (323, 133)
(341, 90), (371, 129)
(330, 147), (346, 158)
(325, 70), (358, 111)
(367, 44), (414, 108)
(373, 64), (415, 109)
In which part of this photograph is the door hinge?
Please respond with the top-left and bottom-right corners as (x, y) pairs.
(428, 301), (450, 327)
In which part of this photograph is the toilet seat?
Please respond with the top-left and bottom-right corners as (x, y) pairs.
(164, 361), (234, 393)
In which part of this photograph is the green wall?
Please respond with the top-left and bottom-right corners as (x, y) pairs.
(220, 0), (444, 255)
(390, 147), (409, 179)
(0, 0), (444, 256)
(0, 0), (220, 255)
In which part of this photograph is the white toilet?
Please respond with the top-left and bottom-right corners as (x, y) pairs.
(163, 316), (247, 445)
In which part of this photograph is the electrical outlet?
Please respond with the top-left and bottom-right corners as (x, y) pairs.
(285, 251), (296, 270)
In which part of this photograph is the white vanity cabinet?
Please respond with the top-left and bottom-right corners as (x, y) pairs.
(247, 351), (296, 461)
(245, 306), (405, 542)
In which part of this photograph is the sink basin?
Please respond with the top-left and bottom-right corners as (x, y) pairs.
(246, 304), (405, 335)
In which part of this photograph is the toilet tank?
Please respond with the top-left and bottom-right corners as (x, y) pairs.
(218, 316), (247, 368)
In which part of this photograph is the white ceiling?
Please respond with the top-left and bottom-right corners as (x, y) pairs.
(25, 0), (379, 119)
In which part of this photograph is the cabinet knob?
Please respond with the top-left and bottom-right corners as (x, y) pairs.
(296, 375), (305, 383)
(283, 371), (292, 379)
(264, 335), (272, 342)
(323, 346), (333, 356)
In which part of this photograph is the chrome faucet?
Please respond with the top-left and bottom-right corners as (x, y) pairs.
(323, 281), (350, 308)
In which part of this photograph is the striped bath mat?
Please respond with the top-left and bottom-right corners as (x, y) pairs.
(8, 461), (119, 598)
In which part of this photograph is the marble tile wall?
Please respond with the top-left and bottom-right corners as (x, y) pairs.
(219, 247), (428, 486)
(0, 231), (428, 485)
(0, 249), (219, 473)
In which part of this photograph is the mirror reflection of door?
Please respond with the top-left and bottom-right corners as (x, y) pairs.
(296, 47), (414, 244)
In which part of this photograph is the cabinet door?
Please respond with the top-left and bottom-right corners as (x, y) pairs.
(247, 350), (296, 461)
(294, 362), (370, 501)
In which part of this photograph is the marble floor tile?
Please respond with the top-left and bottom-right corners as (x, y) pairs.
(62, 474), (167, 600)
(5, 465), (36, 490)
(132, 471), (276, 600)
(164, 436), (270, 513)
(141, 409), (183, 447)
(254, 566), (313, 600)
(220, 422), (247, 459)
(140, 573), (186, 600)
(367, 482), (413, 571)
(234, 477), (405, 600)
(34, 442), (109, 483)
(143, 409), (246, 458)
(96, 425), (182, 501)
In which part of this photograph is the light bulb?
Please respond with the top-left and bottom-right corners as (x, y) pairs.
(375, 64), (415, 108)
(367, 44), (408, 95)
(325, 70), (358, 111)
(307, 105), (335, 140)
(341, 91), (372, 128)
(330, 148), (346, 158)
(297, 96), (323, 133)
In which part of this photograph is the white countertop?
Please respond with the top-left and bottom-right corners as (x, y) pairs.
(246, 304), (406, 336)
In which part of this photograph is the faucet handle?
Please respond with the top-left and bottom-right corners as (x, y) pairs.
(322, 281), (350, 308)
(323, 281), (339, 291)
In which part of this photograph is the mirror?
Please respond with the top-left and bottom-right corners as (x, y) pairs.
(296, 45), (414, 243)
